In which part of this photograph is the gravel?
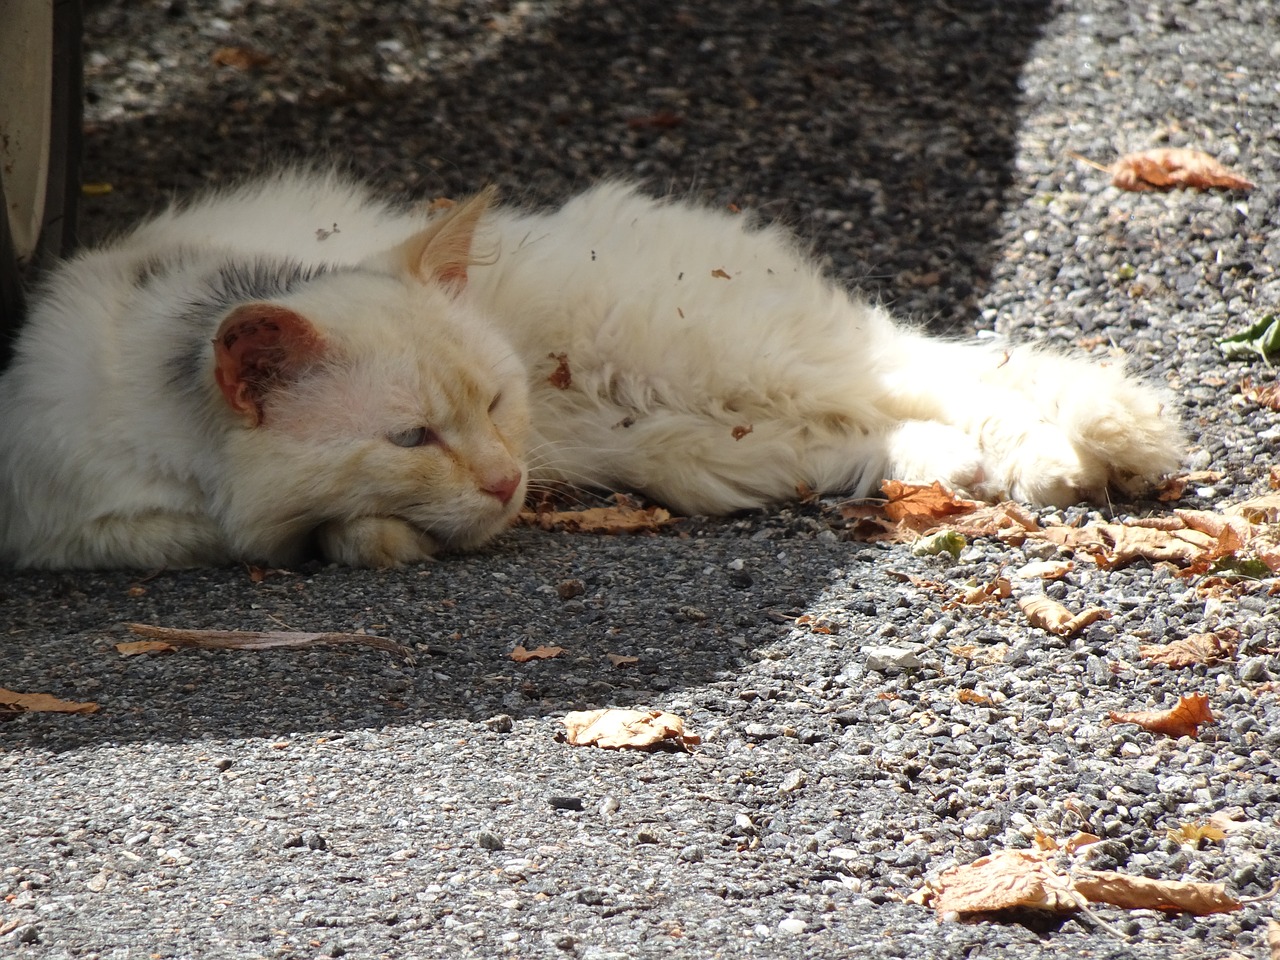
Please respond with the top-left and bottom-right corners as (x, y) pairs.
(4, 0), (1280, 957)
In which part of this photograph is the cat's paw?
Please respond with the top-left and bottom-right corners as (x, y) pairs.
(885, 421), (987, 492)
(316, 516), (440, 567)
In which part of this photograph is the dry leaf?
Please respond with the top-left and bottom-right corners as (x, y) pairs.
(955, 689), (991, 705)
(1138, 629), (1239, 668)
(1166, 821), (1228, 846)
(211, 46), (273, 70)
(1156, 470), (1225, 502)
(946, 577), (1012, 609)
(1019, 596), (1110, 637)
(1109, 692), (1214, 738)
(710, 268), (732, 280)
(547, 352), (572, 389)
(561, 708), (700, 749)
(922, 848), (1241, 918)
(519, 496), (676, 534)
(1013, 559), (1074, 581)
(1072, 871), (1240, 914)
(511, 644), (564, 662)
(925, 849), (1085, 915)
(124, 623), (413, 661)
(1228, 494), (1280, 525)
(1111, 148), (1254, 193)
(1268, 920), (1280, 960)
(115, 640), (177, 656)
(1033, 831), (1101, 854)
(1239, 377), (1280, 412)
(606, 654), (639, 668)
(880, 480), (981, 524)
(0, 687), (99, 715)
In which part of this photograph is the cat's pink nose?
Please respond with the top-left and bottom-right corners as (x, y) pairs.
(483, 471), (523, 506)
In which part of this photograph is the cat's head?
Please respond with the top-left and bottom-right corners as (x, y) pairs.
(210, 189), (530, 565)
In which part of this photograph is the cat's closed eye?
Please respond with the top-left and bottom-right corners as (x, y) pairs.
(488, 392), (502, 414)
(388, 426), (439, 448)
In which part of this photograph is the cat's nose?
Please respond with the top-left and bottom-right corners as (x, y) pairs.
(482, 471), (523, 506)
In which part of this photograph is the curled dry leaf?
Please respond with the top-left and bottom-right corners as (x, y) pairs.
(1138, 629), (1239, 668)
(115, 640), (177, 656)
(1110, 148), (1254, 193)
(1019, 596), (1110, 637)
(1109, 692), (1214, 738)
(879, 480), (980, 524)
(1033, 831), (1101, 854)
(1228, 494), (1280, 525)
(1239, 377), (1280, 412)
(510, 644), (564, 662)
(946, 577), (1012, 609)
(1013, 559), (1074, 581)
(211, 46), (273, 70)
(519, 496), (676, 535)
(1072, 871), (1240, 914)
(562, 708), (700, 750)
(923, 849), (1085, 915)
(125, 623), (414, 661)
(0, 687), (99, 715)
(1166, 821), (1227, 846)
(921, 847), (1241, 918)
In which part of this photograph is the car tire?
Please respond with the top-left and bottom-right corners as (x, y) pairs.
(0, 0), (83, 370)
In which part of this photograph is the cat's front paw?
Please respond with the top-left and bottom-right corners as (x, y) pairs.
(316, 516), (440, 567)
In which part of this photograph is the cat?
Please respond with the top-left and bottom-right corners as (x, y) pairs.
(0, 169), (1184, 569)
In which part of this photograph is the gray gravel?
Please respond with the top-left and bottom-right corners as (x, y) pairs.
(4, 0), (1280, 957)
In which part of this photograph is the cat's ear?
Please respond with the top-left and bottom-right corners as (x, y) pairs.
(212, 304), (326, 426)
(384, 186), (497, 295)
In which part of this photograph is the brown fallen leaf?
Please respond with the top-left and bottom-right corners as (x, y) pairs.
(1109, 692), (1214, 738)
(124, 623), (413, 661)
(562, 708), (700, 749)
(0, 687), (99, 715)
(1228, 494), (1280, 525)
(920, 847), (1241, 918)
(955, 689), (991, 705)
(211, 46), (273, 71)
(1013, 559), (1074, 581)
(880, 480), (981, 524)
(924, 849), (1085, 915)
(1239, 377), (1280, 412)
(1156, 470), (1226, 502)
(1165, 821), (1227, 846)
(606, 654), (639, 668)
(1110, 148), (1254, 193)
(1032, 831), (1101, 854)
(547, 352), (572, 389)
(1138, 629), (1239, 668)
(115, 640), (178, 656)
(510, 644), (564, 662)
(1268, 919), (1280, 960)
(519, 495), (676, 535)
(1072, 870), (1240, 914)
(1019, 596), (1110, 637)
(945, 577), (1012, 609)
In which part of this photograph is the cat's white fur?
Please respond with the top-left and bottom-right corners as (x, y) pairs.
(0, 170), (1183, 568)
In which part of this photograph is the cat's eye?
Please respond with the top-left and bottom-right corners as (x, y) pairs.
(388, 426), (439, 448)
(488, 392), (502, 414)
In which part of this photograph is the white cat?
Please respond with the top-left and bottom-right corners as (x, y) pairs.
(0, 170), (1183, 568)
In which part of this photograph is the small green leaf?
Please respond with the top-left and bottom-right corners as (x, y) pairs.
(911, 530), (966, 559)
(1207, 556), (1271, 580)
(1219, 314), (1280, 362)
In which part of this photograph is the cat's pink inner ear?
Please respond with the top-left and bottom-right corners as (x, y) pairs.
(400, 185), (497, 295)
(212, 304), (325, 426)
